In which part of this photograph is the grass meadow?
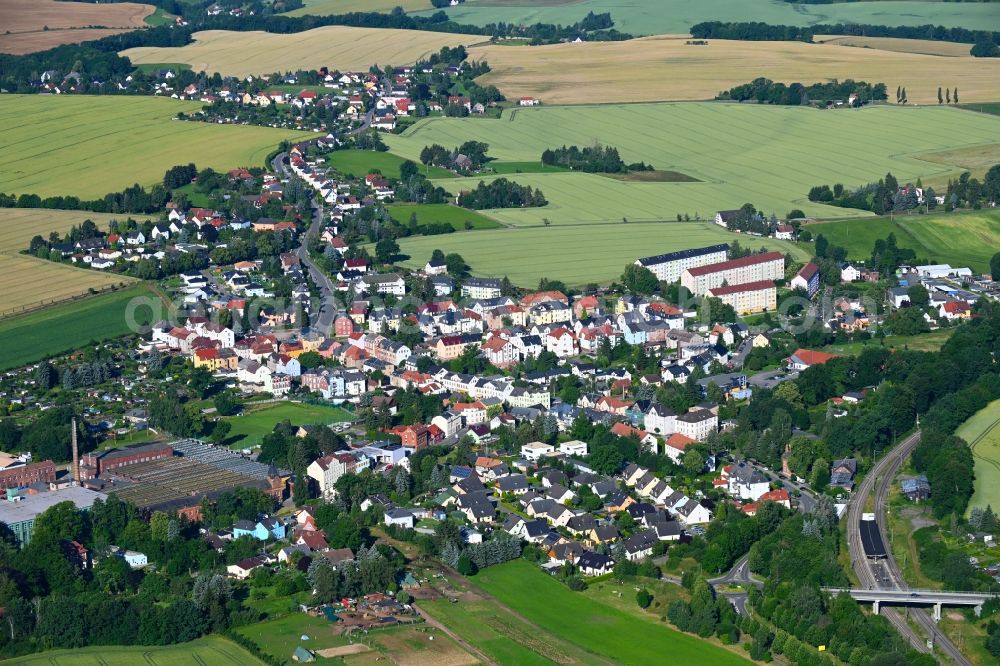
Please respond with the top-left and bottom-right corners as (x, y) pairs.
(224, 401), (353, 448)
(386, 203), (501, 230)
(468, 36), (1000, 105)
(395, 221), (807, 286)
(958, 399), (1000, 515)
(0, 96), (312, 198)
(3, 636), (265, 665)
(807, 209), (1000, 273)
(386, 104), (1000, 284)
(470, 560), (751, 665)
(0, 283), (164, 371)
(388, 104), (1000, 225)
(326, 148), (455, 180)
(122, 26), (485, 78)
(415, 0), (1000, 36)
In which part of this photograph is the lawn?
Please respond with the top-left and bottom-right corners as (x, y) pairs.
(469, 560), (750, 665)
(807, 209), (1000, 273)
(394, 221), (808, 287)
(3, 635), (265, 665)
(415, 0), (1000, 36)
(0, 96), (312, 199)
(225, 401), (353, 447)
(388, 104), (1000, 226)
(468, 36), (1000, 105)
(386, 203), (502, 230)
(0, 283), (165, 371)
(326, 149), (455, 180)
(957, 398), (1000, 516)
(122, 26), (486, 78)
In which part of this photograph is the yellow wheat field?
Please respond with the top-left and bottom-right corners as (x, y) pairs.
(123, 26), (488, 77)
(0, 209), (139, 313)
(470, 36), (1000, 105)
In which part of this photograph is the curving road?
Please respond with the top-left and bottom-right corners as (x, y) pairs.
(847, 430), (971, 665)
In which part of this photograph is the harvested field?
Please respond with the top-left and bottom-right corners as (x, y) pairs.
(468, 36), (1000, 104)
(916, 142), (1000, 184)
(0, 95), (311, 198)
(316, 644), (371, 657)
(0, 29), (139, 55)
(0, 0), (153, 54)
(813, 34), (974, 57)
(122, 26), (487, 77)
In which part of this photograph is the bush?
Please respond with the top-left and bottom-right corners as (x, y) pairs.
(636, 589), (653, 609)
(455, 554), (478, 576)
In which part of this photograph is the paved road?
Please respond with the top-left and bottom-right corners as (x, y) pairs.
(748, 369), (798, 390)
(270, 151), (339, 334)
(707, 554), (762, 617)
(744, 460), (818, 513)
(847, 430), (971, 664)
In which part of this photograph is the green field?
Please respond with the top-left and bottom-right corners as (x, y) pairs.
(960, 103), (1000, 118)
(394, 220), (807, 286)
(325, 148), (455, 180)
(225, 401), (353, 447)
(415, 0), (1000, 36)
(387, 104), (1000, 226)
(0, 283), (166, 371)
(236, 613), (345, 661)
(807, 209), (1000, 273)
(819, 329), (954, 356)
(4, 636), (265, 665)
(0, 96), (312, 198)
(958, 399), (1000, 515)
(386, 203), (502, 230)
(469, 560), (750, 665)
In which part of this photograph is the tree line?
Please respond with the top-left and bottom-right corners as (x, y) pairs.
(690, 20), (1000, 48)
(540, 144), (653, 173)
(456, 178), (547, 209)
(716, 77), (887, 106)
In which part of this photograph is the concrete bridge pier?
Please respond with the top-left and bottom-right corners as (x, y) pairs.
(975, 604), (983, 618)
(933, 603), (942, 622)
(873, 600), (880, 615)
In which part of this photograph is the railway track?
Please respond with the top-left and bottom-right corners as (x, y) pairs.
(846, 430), (971, 665)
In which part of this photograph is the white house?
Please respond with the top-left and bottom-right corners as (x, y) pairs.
(521, 441), (555, 461)
(384, 508), (414, 529)
(121, 550), (148, 568)
(307, 451), (366, 498)
(558, 440), (588, 457)
(726, 462), (770, 501)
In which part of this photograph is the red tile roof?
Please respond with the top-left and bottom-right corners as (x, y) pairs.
(706, 280), (775, 296)
(685, 251), (784, 277)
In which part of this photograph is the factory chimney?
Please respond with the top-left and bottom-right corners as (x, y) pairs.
(71, 417), (80, 484)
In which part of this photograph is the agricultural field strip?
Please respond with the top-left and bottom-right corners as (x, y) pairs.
(0, 96), (312, 198)
(958, 399), (1000, 512)
(415, 0), (1000, 36)
(121, 26), (488, 78)
(469, 37), (1000, 105)
(395, 222), (807, 286)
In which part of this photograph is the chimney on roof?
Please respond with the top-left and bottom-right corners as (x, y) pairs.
(71, 417), (80, 484)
